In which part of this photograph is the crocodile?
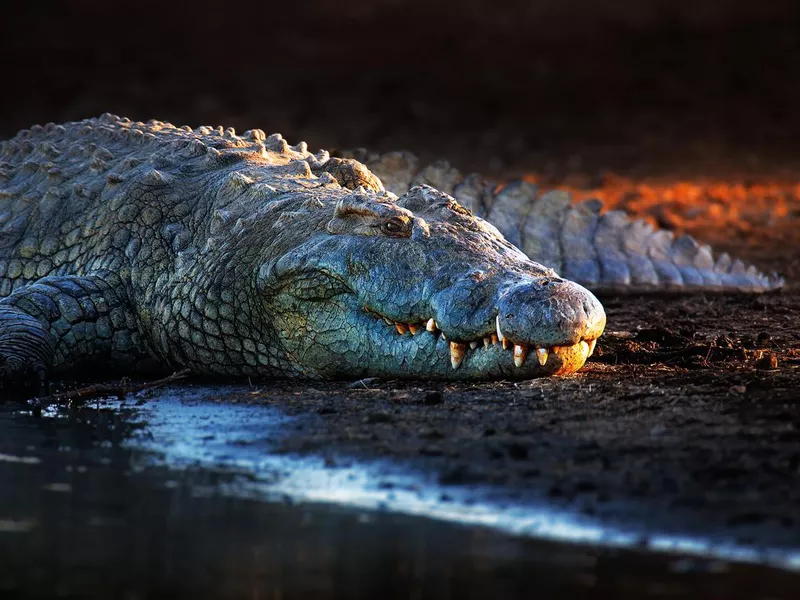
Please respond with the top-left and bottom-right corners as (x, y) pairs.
(0, 115), (783, 384)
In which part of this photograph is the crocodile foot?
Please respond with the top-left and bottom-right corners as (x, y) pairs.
(0, 306), (54, 395)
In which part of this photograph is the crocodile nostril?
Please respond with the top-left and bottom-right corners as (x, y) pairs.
(538, 277), (563, 287)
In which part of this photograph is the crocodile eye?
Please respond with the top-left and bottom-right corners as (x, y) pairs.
(380, 217), (410, 238)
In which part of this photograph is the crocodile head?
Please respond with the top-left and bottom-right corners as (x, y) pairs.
(258, 185), (605, 379)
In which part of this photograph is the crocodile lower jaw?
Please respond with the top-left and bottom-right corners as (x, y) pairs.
(363, 305), (598, 373)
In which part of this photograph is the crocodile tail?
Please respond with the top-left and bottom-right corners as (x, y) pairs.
(516, 192), (784, 293)
(334, 149), (785, 293)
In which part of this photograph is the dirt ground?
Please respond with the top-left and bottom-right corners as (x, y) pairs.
(2, 0), (800, 570)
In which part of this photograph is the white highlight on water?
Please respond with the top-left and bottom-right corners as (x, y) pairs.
(126, 390), (800, 572)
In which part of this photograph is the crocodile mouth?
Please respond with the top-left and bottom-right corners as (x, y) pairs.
(362, 305), (599, 373)
(269, 268), (604, 378)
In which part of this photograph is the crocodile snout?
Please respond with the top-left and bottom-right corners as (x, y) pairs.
(494, 277), (606, 370)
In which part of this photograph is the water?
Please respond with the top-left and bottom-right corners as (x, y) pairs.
(1, 386), (798, 599)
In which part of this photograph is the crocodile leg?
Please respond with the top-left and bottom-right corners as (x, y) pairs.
(337, 149), (783, 293)
(0, 272), (151, 385)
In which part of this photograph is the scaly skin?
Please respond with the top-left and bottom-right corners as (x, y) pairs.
(0, 114), (778, 383)
(337, 149), (784, 293)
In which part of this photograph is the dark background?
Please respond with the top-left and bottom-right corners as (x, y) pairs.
(3, 0), (800, 178)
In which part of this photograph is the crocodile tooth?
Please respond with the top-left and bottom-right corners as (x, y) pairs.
(502, 338), (509, 350)
(495, 316), (505, 342)
(535, 347), (549, 366)
(408, 323), (420, 335)
(395, 322), (409, 335)
(513, 344), (528, 367)
(483, 337), (491, 348)
(383, 317), (393, 326)
(587, 338), (597, 357)
(450, 342), (467, 369)
(490, 334), (498, 345)
(470, 341), (479, 350)
(426, 318), (437, 332)
(441, 332), (447, 341)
